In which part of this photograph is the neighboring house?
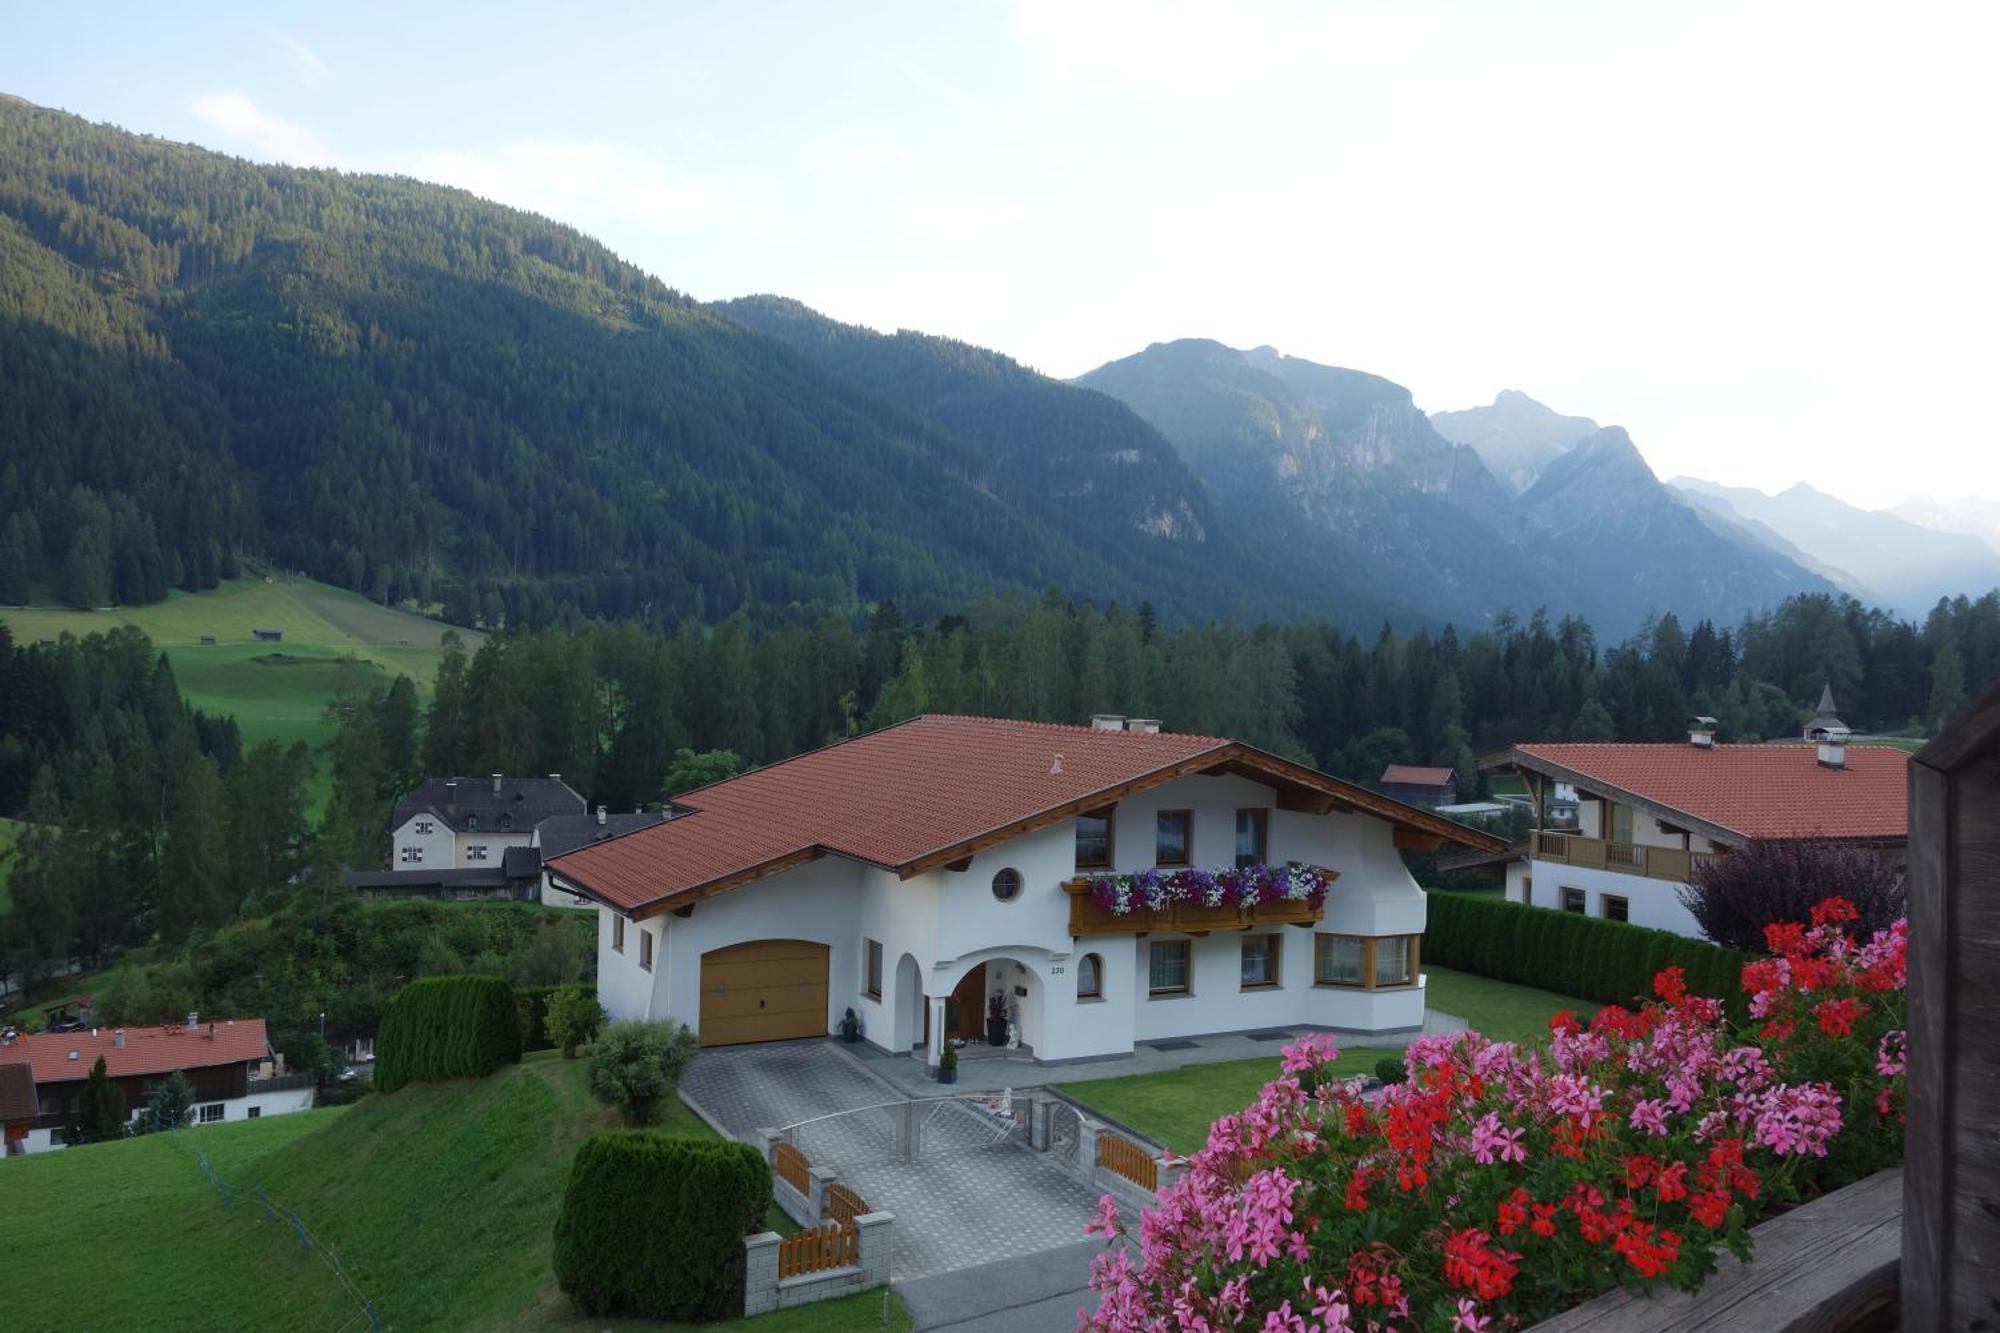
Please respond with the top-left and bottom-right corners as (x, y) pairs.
(1378, 764), (1459, 810)
(1487, 704), (1908, 938)
(251, 627), (283, 642)
(1, 1016), (314, 1154)
(547, 714), (1503, 1070)
(387, 774), (586, 870)
(345, 845), (545, 902)
(534, 807), (667, 908)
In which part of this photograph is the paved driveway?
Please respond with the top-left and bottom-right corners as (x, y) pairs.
(680, 1042), (1105, 1283)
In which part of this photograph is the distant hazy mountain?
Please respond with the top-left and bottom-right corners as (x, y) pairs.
(1891, 494), (2000, 560)
(1076, 342), (1830, 636)
(1673, 487), (1871, 600)
(1431, 390), (1600, 495)
(1075, 340), (1542, 628)
(1673, 478), (2000, 615)
(1516, 429), (1838, 628)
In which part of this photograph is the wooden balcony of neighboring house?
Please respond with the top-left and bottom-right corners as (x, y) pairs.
(246, 1069), (317, 1094)
(1061, 870), (1332, 937)
(1529, 830), (1712, 884)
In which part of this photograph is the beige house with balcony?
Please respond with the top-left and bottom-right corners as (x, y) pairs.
(1487, 705), (1909, 939)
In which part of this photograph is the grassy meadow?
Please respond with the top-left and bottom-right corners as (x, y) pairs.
(0, 1051), (900, 1333)
(3, 577), (481, 813)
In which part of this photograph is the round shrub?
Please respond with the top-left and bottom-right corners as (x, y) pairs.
(587, 1018), (698, 1125)
(547, 986), (605, 1059)
(554, 1130), (771, 1320)
(373, 974), (523, 1093)
(518, 983), (598, 1052)
(1373, 1056), (1406, 1085)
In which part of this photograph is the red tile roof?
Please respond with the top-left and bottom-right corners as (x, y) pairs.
(1509, 742), (1908, 842)
(1381, 764), (1456, 786)
(549, 714), (1504, 913)
(14, 1018), (271, 1085)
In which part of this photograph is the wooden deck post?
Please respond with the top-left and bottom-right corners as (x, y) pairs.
(1904, 680), (2000, 1327)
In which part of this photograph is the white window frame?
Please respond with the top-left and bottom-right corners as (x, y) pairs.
(198, 1103), (225, 1124)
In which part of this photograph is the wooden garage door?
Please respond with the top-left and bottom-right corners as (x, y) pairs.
(698, 940), (830, 1046)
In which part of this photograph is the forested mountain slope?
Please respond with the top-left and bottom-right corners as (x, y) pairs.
(0, 98), (1224, 626)
(710, 295), (1319, 616)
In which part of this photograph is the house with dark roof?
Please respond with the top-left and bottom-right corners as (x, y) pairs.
(1485, 702), (1908, 939)
(545, 713), (1503, 1071)
(0, 1016), (313, 1154)
(533, 807), (668, 908)
(1377, 764), (1459, 809)
(387, 774), (585, 872)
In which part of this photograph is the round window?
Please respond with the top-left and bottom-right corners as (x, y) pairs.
(991, 868), (1023, 902)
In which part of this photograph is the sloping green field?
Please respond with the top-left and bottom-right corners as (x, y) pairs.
(4, 579), (482, 813)
(0, 1052), (902, 1333)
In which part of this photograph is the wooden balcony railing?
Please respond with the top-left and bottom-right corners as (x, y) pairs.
(1062, 874), (1328, 937)
(1531, 832), (1711, 884)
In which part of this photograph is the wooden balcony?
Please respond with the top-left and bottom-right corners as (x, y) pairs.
(1531, 831), (1711, 884)
(1062, 875), (1328, 936)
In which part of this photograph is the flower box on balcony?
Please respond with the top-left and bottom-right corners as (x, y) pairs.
(1063, 864), (1335, 937)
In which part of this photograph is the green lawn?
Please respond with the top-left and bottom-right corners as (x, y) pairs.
(0, 1051), (899, 1333)
(1059, 969), (1600, 1155)
(1421, 964), (1599, 1046)
(1059, 1046), (1396, 1156)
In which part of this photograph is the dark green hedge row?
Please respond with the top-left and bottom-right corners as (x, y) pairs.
(373, 974), (524, 1093)
(554, 1131), (771, 1320)
(518, 984), (596, 1052)
(1425, 891), (1751, 1025)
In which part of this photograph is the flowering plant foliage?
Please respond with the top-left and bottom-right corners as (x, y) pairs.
(1088, 863), (1332, 915)
(1082, 899), (1905, 1330)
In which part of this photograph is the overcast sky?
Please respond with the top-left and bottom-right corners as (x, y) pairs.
(7, 1), (1995, 507)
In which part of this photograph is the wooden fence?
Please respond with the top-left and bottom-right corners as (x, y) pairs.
(823, 1182), (869, 1230)
(777, 1221), (860, 1279)
(1096, 1131), (1159, 1192)
(773, 1140), (811, 1196)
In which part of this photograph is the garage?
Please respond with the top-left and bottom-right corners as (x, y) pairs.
(698, 939), (830, 1046)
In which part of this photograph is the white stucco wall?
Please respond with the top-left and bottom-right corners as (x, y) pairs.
(391, 815), (454, 869)
(16, 1084), (316, 1155)
(1524, 857), (1703, 937)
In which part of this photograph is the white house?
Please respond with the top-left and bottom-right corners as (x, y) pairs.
(387, 774), (586, 871)
(1488, 701), (1909, 938)
(546, 714), (1503, 1071)
(1, 1016), (315, 1155)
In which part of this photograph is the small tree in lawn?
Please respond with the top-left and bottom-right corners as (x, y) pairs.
(547, 987), (605, 1059)
(1680, 838), (1905, 951)
(75, 1055), (128, 1143)
(143, 1069), (195, 1133)
(587, 1019), (698, 1125)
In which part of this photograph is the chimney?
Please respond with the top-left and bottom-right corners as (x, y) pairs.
(113, 1029), (125, 1049)
(596, 804), (607, 827)
(1126, 718), (1162, 734)
(185, 1011), (199, 1032)
(491, 772), (503, 794)
(1089, 714), (1126, 732)
(1813, 723), (1851, 769)
(1687, 716), (1718, 749)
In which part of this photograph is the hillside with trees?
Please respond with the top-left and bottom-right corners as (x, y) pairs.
(0, 98), (1234, 628)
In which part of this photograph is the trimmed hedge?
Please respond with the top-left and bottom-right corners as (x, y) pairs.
(1424, 891), (1752, 1025)
(518, 984), (597, 1052)
(554, 1131), (771, 1320)
(373, 975), (524, 1093)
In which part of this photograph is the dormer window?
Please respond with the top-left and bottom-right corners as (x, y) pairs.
(467, 815), (480, 831)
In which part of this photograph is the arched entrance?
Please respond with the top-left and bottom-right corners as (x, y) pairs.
(927, 953), (1046, 1063)
(895, 952), (923, 1051)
